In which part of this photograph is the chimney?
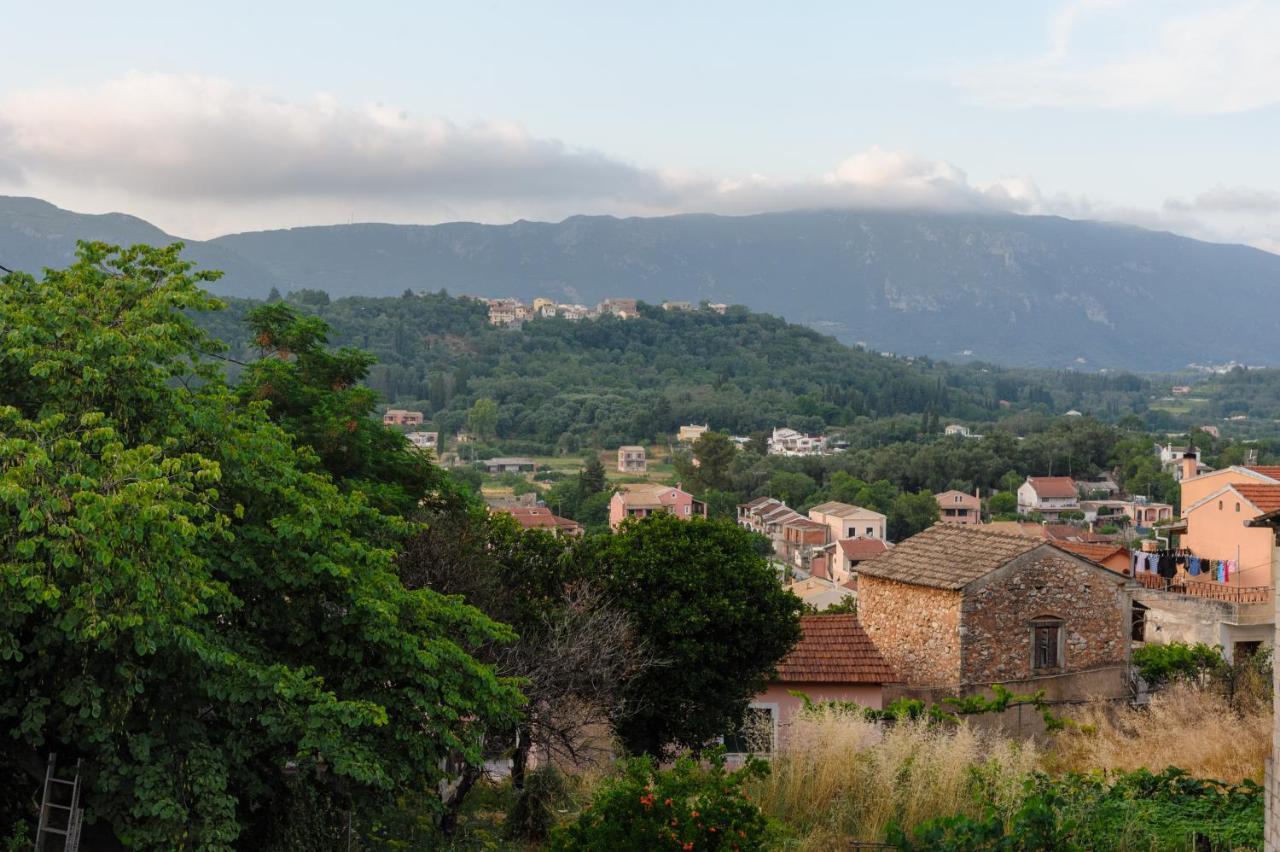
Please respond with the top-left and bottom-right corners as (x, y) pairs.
(1181, 450), (1198, 482)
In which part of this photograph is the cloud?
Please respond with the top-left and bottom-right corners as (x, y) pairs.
(957, 1), (1280, 113)
(0, 72), (1275, 255)
(0, 72), (672, 204)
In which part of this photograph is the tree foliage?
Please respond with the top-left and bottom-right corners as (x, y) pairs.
(580, 514), (803, 756)
(0, 243), (520, 847)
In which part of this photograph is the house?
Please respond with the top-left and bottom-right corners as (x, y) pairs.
(786, 576), (856, 612)
(500, 506), (584, 537)
(856, 525), (1135, 703)
(944, 424), (983, 439)
(661, 301), (693, 311)
(737, 496), (785, 535)
(1053, 541), (1131, 575)
(678, 424), (709, 443)
(1200, 425), (1222, 439)
(1179, 480), (1280, 589)
(1064, 409), (1083, 417)
(617, 445), (647, 473)
(406, 431), (439, 451)
(558, 304), (591, 321)
(486, 298), (528, 327)
(707, 303), (728, 315)
(808, 501), (887, 542)
(767, 427), (827, 457)
(455, 428), (474, 444)
(383, 409), (424, 426)
(935, 490), (981, 525)
(483, 457), (537, 474)
(1159, 443), (1211, 480)
(828, 537), (890, 585)
(532, 297), (558, 318)
(609, 483), (707, 530)
(1171, 386), (1192, 396)
(1016, 476), (1079, 520)
(731, 614), (896, 754)
(597, 298), (638, 318)
(1079, 498), (1174, 528)
(1076, 476), (1121, 498)
(781, 517), (830, 567)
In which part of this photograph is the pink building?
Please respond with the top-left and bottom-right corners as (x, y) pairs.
(382, 409), (424, 426)
(935, 490), (981, 525)
(730, 614), (897, 754)
(608, 483), (707, 530)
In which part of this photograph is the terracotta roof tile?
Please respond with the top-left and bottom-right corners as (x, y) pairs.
(1026, 476), (1077, 499)
(854, 524), (1043, 590)
(1235, 484), (1280, 514)
(1245, 467), (1280, 483)
(775, 615), (898, 684)
(1053, 541), (1127, 567)
(838, 538), (890, 559)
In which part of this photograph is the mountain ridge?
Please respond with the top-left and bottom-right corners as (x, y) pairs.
(3, 195), (1278, 371)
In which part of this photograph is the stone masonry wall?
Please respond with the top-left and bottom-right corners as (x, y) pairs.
(858, 575), (964, 687)
(960, 550), (1130, 684)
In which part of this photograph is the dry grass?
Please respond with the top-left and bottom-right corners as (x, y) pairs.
(1049, 682), (1272, 783)
(747, 706), (1039, 845)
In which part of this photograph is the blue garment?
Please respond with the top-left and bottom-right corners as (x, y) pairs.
(1188, 557), (1201, 576)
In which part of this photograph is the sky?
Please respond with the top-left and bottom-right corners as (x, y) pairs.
(0, 0), (1277, 250)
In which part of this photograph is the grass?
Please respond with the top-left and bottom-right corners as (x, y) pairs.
(1050, 682), (1271, 783)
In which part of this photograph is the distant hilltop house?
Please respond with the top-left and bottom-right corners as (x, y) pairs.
(597, 298), (638, 318)
(405, 431), (438, 451)
(1171, 385), (1192, 395)
(935, 490), (981, 525)
(383, 409), (424, 426)
(617, 445), (647, 473)
(1016, 476), (1079, 520)
(486, 298), (529, 327)
(678, 424), (709, 443)
(661, 301), (694, 311)
(944, 424), (983, 439)
(1064, 409), (1083, 417)
(1200, 425), (1221, 439)
(483, 457), (537, 474)
(767, 427), (828, 457)
(609, 483), (706, 530)
(856, 525), (1136, 703)
(707, 303), (728, 315)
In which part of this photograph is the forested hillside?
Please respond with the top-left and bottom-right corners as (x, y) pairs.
(198, 290), (1158, 451)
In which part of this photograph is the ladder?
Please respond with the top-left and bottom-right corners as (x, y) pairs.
(35, 754), (83, 852)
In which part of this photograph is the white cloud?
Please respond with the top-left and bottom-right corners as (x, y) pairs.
(958, 1), (1280, 113)
(0, 72), (1275, 254)
(0, 72), (672, 204)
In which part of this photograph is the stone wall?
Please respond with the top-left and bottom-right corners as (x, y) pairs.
(858, 575), (963, 687)
(1135, 590), (1274, 662)
(960, 550), (1131, 684)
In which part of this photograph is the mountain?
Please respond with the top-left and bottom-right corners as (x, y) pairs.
(4, 196), (1279, 370)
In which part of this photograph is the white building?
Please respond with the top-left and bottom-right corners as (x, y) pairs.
(406, 431), (439, 451)
(1016, 476), (1080, 520)
(767, 427), (827, 456)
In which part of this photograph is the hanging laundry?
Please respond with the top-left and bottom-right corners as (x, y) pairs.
(1188, 557), (1201, 576)
(1158, 555), (1177, 579)
(1223, 560), (1232, 583)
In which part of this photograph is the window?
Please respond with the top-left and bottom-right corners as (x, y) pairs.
(865, 527), (874, 536)
(1235, 502), (1241, 513)
(1130, 602), (1148, 642)
(954, 495), (963, 503)
(1219, 500), (1223, 510)
(723, 705), (776, 755)
(684, 505), (691, 515)
(1031, 619), (1063, 670)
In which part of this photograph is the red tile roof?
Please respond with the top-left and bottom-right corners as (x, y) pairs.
(505, 507), (583, 534)
(838, 538), (890, 560)
(1053, 541), (1128, 568)
(1026, 476), (1077, 499)
(1245, 466), (1280, 482)
(1235, 484), (1280, 514)
(775, 615), (898, 684)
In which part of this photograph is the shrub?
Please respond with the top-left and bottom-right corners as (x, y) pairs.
(889, 767), (1263, 851)
(1132, 642), (1226, 686)
(550, 751), (774, 851)
(506, 766), (571, 841)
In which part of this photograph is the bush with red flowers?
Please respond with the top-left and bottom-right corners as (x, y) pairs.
(549, 750), (774, 851)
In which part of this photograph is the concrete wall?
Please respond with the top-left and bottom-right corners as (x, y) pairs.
(1181, 468), (1258, 509)
(753, 681), (885, 750)
(858, 576), (964, 687)
(961, 549), (1131, 684)
(1136, 590), (1274, 662)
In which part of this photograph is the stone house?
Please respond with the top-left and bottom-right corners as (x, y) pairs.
(857, 525), (1135, 701)
(678, 424), (709, 443)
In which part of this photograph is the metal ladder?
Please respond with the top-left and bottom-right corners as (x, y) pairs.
(35, 754), (83, 852)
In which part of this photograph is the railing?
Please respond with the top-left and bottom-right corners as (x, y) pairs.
(1133, 571), (1272, 604)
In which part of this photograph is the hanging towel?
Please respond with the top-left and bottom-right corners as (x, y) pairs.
(1188, 557), (1201, 576)
(1223, 560), (1232, 583)
(1132, 551), (1142, 574)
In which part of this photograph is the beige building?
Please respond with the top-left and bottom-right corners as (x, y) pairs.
(808, 501), (886, 542)
(617, 445), (647, 473)
(935, 490), (981, 525)
(678, 424), (709, 443)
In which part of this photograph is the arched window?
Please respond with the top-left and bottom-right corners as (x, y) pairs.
(1031, 617), (1064, 671)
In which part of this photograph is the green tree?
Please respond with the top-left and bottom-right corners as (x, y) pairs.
(466, 396), (499, 441)
(987, 491), (1018, 517)
(889, 489), (941, 540)
(675, 431), (737, 492)
(578, 453), (608, 496)
(581, 514), (802, 756)
(0, 244), (520, 847)
(767, 470), (817, 507)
